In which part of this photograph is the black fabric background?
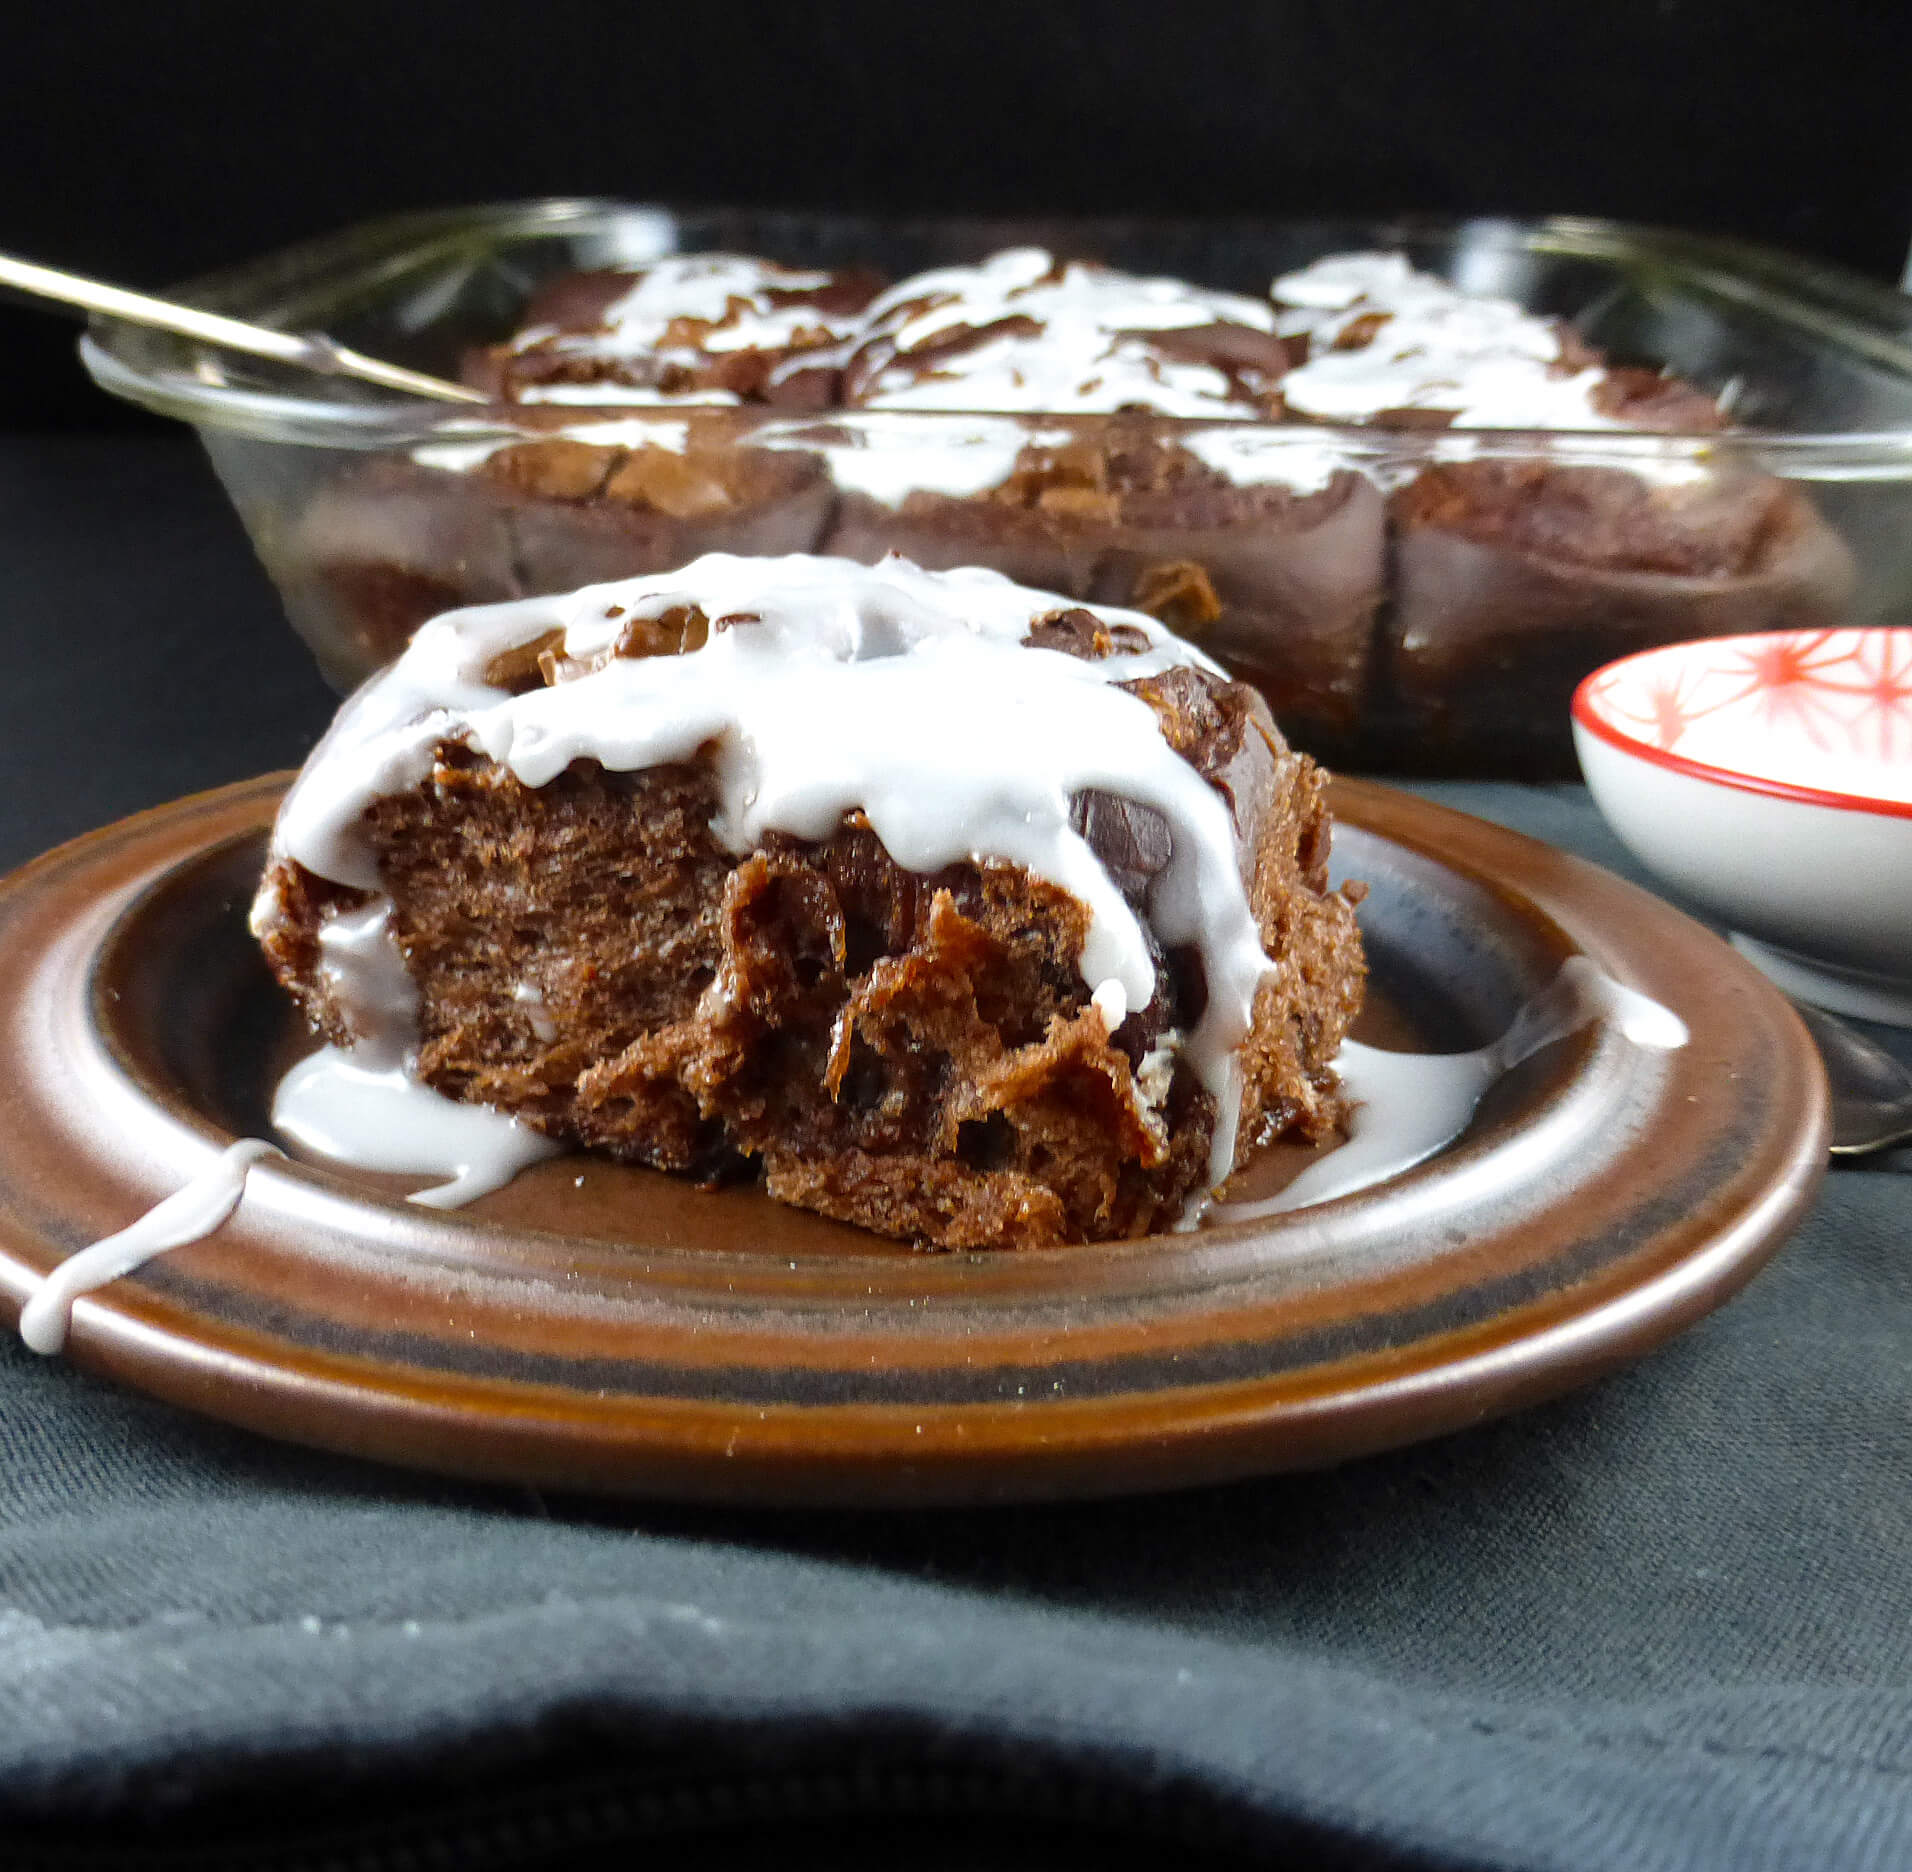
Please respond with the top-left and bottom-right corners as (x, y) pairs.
(0, 439), (1907, 1869)
(3, 0), (1910, 429)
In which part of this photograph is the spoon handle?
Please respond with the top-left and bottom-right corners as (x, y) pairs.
(1790, 999), (1912, 1157)
(0, 249), (488, 405)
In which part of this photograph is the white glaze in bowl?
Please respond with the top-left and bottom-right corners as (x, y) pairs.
(1573, 628), (1912, 1024)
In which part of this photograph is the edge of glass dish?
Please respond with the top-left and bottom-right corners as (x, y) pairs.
(76, 198), (1912, 467)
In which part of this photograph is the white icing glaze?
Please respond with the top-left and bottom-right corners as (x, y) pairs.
(514, 981), (558, 1044)
(505, 254), (862, 402)
(1136, 1036), (1179, 1114)
(411, 437), (524, 472)
(852, 248), (1281, 418)
(412, 417), (692, 474)
(260, 553), (1273, 1191)
(272, 1046), (563, 1208)
(517, 381), (741, 407)
(1179, 428), (1347, 493)
(787, 413), (1073, 504)
(1272, 251), (1632, 431)
(1211, 956), (1689, 1221)
(245, 896), (565, 1205)
(19, 1140), (281, 1355)
(585, 256), (843, 355)
(314, 901), (420, 1067)
(1091, 978), (1129, 1032)
(1274, 251), (1425, 314)
(773, 413), (1344, 509)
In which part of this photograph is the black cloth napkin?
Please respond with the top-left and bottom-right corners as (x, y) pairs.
(0, 439), (1907, 1871)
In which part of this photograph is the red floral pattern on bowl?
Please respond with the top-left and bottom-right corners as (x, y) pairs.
(1573, 628), (1912, 815)
(1572, 629), (1912, 1025)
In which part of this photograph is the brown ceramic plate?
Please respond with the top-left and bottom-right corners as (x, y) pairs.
(0, 776), (1825, 1506)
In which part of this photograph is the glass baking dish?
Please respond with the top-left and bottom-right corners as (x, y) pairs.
(80, 199), (1912, 775)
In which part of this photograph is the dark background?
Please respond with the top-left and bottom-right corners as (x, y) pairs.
(3, 0), (1909, 431)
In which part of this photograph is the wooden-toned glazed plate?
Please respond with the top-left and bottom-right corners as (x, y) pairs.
(0, 775), (1826, 1505)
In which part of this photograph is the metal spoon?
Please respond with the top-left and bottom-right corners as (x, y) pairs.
(0, 248), (487, 404)
(1790, 1000), (1912, 1156)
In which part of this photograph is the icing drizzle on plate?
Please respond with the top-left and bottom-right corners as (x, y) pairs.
(271, 1046), (563, 1209)
(15, 955), (1689, 1353)
(275, 901), (563, 1207)
(19, 1140), (281, 1355)
(1211, 957), (1689, 1222)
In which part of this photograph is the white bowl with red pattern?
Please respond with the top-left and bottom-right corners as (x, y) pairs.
(1573, 627), (1912, 1026)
